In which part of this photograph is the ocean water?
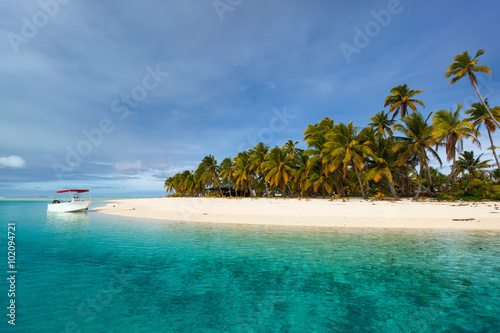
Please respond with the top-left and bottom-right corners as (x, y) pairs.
(1, 200), (500, 332)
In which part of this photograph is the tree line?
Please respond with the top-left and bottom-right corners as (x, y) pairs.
(164, 50), (500, 200)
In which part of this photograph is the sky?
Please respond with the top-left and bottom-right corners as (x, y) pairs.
(1, 0), (500, 197)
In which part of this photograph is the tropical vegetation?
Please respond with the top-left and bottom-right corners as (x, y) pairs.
(165, 50), (500, 201)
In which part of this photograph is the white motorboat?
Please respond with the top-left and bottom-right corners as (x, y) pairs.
(47, 189), (93, 212)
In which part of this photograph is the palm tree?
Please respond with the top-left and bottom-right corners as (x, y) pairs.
(164, 177), (173, 194)
(233, 151), (255, 197)
(365, 137), (399, 198)
(197, 155), (223, 196)
(249, 142), (270, 196)
(445, 49), (500, 129)
(454, 151), (491, 179)
(323, 122), (372, 199)
(262, 146), (297, 196)
(393, 112), (441, 199)
(219, 157), (236, 197)
(491, 168), (500, 182)
(283, 140), (300, 156)
(384, 83), (425, 120)
(432, 104), (480, 191)
(465, 100), (500, 169)
(304, 171), (333, 197)
(293, 150), (310, 197)
(369, 110), (395, 138)
(303, 117), (335, 196)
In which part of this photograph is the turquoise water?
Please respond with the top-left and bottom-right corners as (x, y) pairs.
(1, 200), (500, 332)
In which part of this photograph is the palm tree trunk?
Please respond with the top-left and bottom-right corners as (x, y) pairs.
(426, 166), (434, 193)
(414, 162), (424, 199)
(248, 179), (254, 197)
(472, 79), (500, 129)
(444, 158), (456, 193)
(391, 169), (433, 195)
(386, 176), (399, 199)
(487, 128), (500, 169)
(334, 180), (341, 196)
(338, 173), (346, 197)
(214, 173), (223, 197)
(353, 162), (367, 199)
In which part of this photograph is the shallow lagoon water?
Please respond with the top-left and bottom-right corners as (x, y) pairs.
(1, 199), (500, 332)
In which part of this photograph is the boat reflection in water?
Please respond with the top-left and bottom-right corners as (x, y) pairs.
(46, 209), (89, 233)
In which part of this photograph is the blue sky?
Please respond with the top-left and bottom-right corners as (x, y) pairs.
(1, 0), (500, 197)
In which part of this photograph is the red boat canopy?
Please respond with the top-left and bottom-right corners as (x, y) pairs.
(56, 189), (89, 193)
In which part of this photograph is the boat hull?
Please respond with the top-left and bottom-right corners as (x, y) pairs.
(47, 200), (92, 213)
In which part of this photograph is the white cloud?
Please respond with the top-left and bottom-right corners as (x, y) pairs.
(114, 160), (142, 171)
(0, 155), (26, 169)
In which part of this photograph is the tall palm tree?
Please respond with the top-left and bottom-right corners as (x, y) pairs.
(393, 112), (441, 199)
(384, 83), (425, 120)
(262, 146), (297, 196)
(323, 122), (372, 199)
(465, 100), (500, 169)
(233, 151), (255, 197)
(432, 104), (480, 191)
(445, 49), (500, 129)
(369, 110), (395, 138)
(197, 155), (223, 196)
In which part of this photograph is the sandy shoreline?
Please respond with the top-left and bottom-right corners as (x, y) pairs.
(93, 197), (500, 230)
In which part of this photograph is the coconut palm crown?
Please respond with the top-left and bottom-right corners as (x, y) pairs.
(384, 83), (425, 120)
(445, 49), (500, 129)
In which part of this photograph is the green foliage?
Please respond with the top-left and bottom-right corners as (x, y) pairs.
(435, 194), (455, 201)
(163, 49), (499, 201)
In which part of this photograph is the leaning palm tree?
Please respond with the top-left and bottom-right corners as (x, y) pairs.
(322, 122), (372, 199)
(369, 110), (395, 138)
(393, 112), (441, 199)
(432, 104), (480, 191)
(465, 100), (500, 169)
(445, 49), (500, 129)
(384, 83), (425, 120)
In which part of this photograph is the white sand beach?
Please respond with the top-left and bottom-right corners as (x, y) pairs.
(95, 197), (500, 230)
